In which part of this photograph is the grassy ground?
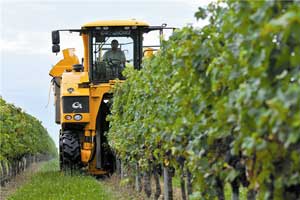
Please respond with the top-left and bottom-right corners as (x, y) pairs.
(1, 162), (44, 200)
(6, 160), (248, 200)
(7, 160), (116, 200)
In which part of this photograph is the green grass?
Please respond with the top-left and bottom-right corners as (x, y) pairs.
(172, 174), (181, 188)
(7, 160), (116, 200)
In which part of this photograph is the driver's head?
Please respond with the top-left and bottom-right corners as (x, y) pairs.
(111, 40), (119, 51)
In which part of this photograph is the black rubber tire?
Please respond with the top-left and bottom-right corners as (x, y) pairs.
(59, 132), (81, 171)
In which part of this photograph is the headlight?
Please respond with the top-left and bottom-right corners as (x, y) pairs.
(65, 115), (72, 120)
(74, 114), (82, 121)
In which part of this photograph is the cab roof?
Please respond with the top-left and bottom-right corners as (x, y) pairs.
(82, 20), (149, 28)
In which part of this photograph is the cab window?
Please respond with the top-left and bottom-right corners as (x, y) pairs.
(91, 35), (133, 82)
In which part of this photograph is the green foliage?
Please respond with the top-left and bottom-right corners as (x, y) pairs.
(0, 97), (57, 162)
(108, 0), (300, 199)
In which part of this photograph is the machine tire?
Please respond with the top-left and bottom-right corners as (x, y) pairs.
(59, 132), (81, 171)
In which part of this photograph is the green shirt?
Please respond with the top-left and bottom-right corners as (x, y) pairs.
(103, 49), (126, 64)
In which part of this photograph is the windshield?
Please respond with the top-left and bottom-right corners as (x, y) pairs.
(91, 35), (133, 82)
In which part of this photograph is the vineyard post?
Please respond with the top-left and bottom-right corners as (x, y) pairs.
(269, 175), (275, 200)
(163, 165), (173, 200)
(247, 189), (256, 200)
(116, 158), (121, 177)
(12, 161), (16, 177)
(153, 164), (162, 200)
(135, 163), (142, 192)
(180, 171), (187, 200)
(8, 162), (11, 180)
(143, 166), (152, 198)
(120, 160), (124, 179)
(186, 169), (192, 196)
(25, 155), (28, 168)
(21, 157), (25, 172)
(230, 179), (239, 200)
(215, 177), (225, 200)
(16, 160), (20, 174)
(179, 161), (187, 200)
(0, 161), (5, 186)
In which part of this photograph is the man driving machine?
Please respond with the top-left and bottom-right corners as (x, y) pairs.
(103, 39), (126, 65)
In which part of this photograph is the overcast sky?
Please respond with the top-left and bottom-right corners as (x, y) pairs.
(0, 0), (210, 147)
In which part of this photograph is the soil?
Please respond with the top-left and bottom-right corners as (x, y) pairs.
(101, 174), (182, 200)
(102, 174), (147, 200)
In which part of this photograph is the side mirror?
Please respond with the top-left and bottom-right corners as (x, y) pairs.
(52, 44), (60, 53)
(52, 31), (60, 53)
(52, 30), (60, 44)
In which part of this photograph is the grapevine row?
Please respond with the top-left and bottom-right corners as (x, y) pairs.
(0, 97), (57, 185)
(108, 1), (300, 199)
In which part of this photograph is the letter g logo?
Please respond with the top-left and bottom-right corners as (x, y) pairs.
(72, 102), (82, 109)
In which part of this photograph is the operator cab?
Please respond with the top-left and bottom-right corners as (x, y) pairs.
(87, 25), (139, 82)
(51, 20), (175, 83)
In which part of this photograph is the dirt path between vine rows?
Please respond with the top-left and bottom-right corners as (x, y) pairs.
(0, 162), (45, 200)
(102, 174), (182, 200)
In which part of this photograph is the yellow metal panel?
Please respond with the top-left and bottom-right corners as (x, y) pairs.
(61, 72), (89, 96)
(85, 81), (124, 130)
(82, 34), (89, 72)
(61, 71), (89, 83)
(81, 149), (92, 163)
(81, 140), (94, 163)
(82, 19), (149, 27)
(49, 48), (80, 77)
(86, 84), (112, 131)
(61, 86), (89, 96)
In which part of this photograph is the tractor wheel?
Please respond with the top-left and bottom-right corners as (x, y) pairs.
(59, 132), (81, 172)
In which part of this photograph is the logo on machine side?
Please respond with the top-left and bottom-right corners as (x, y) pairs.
(72, 102), (83, 109)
